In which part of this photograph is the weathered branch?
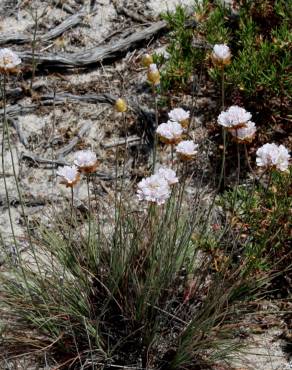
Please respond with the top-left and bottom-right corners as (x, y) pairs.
(0, 10), (86, 45)
(102, 135), (141, 149)
(55, 121), (91, 157)
(1, 93), (155, 145)
(18, 21), (168, 68)
(19, 152), (125, 180)
(8, 117), (29, 148)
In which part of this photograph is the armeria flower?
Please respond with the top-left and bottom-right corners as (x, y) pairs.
(74, 150), (98, 174)
(218, 105), (252, 130)
(57, 165), (80, 188)
(211, 44), (231, 67)
(137, 174), (170, 205)
(0, 48), (21, 74)
(176, 140), (198, 161)
(115, 98), (127, 113)
(230, 121), (256, 143)
(156, 120), (183, 145)
(256, 143), (290, 172)
(157, 167), (178, 185)
(168, 108), (190, 129)
(147, 63), (160, 85)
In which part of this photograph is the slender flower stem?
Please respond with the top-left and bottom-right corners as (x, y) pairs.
(235, 130), (241, 186)
(152, 87), (158, 173)
(188, 61), (203, 134)
(120, 111), (128, 192)
(221, 68), (225, 110)
(1, 74), (18, 260)
(69, 187), (74, 243)
(2, 74), (43, 276)
(86, 175), (92, 250)
(264, 170), (273, 195)
(244, 144), (254, 175)
(218, 68), (226, 190)
(1, 74), (35, 298)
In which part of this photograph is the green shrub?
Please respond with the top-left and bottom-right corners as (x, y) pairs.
(161, 0), (291, 105)
(219, 168), (292, 271)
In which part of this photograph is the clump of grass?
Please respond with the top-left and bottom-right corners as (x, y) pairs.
(0, 151), (271, 369)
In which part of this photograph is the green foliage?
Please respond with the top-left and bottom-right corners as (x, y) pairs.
(158, 6), (205, 91)
(161, 0), (291, 101)
(219, 169), (292, 271)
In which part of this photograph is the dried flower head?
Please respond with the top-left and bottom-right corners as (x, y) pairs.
(211, 44), (231, 67)
(156, 120), (183, 145)
(74, 150), (98, 174)
(57, 165), (80, 188)
(176, 140), (198, 161)
(147, 63), (160, 85)
(0, 48), (21, 74)
(168, 108), (190, 128)
(230, 121), (256, 143)
(256, 143), (290, 172)
(218, 105), (252, 130)
(142, 53), (153, 67)
(115, 98), (127, 113)
(157, 167), (178, 185)
(137, 174), (170, 205)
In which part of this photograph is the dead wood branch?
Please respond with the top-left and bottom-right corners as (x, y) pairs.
(8, 117), (29, 148)
(39, 93), (155, 144)
(102, 135), (141, 149)
(20, 152), (69, 167)
(116, 5), (150, 23)
(18, 21), (168, 68)
(0, 10), (85, 46)
(52, 0), (76, 15)
(0, 104), (37, 117)
(55, 121), (91, 157)
(1, 92), (155, 146)
(0, 194), (57, 208)
(20, 152), (124, 180)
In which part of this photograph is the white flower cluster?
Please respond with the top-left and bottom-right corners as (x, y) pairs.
(0, 48), (21, 73)
(230, 121), (256, 143)
(156, 120), (183, 144)
(218, 106), (252, 129)
(212, 44), (231, 66)
(168, 108), (190, 128)
(57, 150), (97, 187)
(57, 165), (80, 188)
(74, 150), (97, 173)
(256, 143), (290, 172)
(217, 107), (289, 172)
(176, 140), (198, 160)
(157, 167), (179, 185)
(137, 167), (178, 205)
(218, 105), (257, 143)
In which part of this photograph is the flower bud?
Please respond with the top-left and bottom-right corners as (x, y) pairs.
(147, 63), (160, 85)
(142, 53), (153, 67)
(115, 98), (127, 113)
